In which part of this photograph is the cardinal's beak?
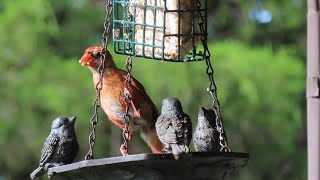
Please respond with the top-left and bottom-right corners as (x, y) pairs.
(79, 53), (93, 66)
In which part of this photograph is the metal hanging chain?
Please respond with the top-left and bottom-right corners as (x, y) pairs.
(122, 56), (133, 153)
(196, 0), (231, 152)
(206, 57), (231, 152)
(85, 0), (113, 160)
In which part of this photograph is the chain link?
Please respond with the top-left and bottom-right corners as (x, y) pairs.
(122, 56), (133, 153)
(196, 0), (231, 152)
(85, 0), (113, 160)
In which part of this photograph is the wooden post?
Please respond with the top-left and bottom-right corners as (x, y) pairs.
(307, 0), (320, 180)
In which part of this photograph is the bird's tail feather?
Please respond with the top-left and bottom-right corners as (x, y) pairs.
(171, 144), (190, 160)
(171, 144), (190, 155)
(30, 167), (46, 179)
(141, 128), (164, 153)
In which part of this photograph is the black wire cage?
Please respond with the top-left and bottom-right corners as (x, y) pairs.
(113, 0), (207, 62)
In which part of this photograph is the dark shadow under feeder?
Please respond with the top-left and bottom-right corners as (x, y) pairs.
(48, 152), (249, 180)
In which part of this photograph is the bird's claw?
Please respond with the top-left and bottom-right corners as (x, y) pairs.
(120, 144), (129, 156)
(124, 88), (141, 118)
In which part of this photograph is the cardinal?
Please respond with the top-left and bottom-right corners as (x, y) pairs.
(79, 45), (163, 156)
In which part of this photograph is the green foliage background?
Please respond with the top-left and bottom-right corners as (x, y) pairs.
(0, 0), (306, 179)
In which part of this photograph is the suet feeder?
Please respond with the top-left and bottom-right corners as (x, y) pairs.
(112, 0), (206, 62)
(47, 0), (249, 179)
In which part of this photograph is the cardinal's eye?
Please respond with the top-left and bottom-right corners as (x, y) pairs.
(91, 51), (101, 58)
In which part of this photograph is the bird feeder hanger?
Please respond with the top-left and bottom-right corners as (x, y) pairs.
(47, 1), (249, 179)
(84, 0), (114, 160)
(85, 0), (231, 160)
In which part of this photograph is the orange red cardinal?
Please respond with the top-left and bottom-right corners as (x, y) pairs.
(79, 45), (163, 155)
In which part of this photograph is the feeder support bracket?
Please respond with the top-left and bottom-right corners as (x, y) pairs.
(307, 0), (320, 179)
(307, 76), (320, 98)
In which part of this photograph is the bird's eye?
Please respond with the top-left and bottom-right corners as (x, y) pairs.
(91, 51), (101, 59)
(53, 122), (63, 129)
(96, 52), (101, 57)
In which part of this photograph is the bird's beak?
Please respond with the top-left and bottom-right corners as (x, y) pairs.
(199, 107), (205, 116)
(79, 53), (95, 67)
(68, 116), (76, 124)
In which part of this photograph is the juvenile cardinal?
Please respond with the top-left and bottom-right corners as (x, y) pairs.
(79, 45), (163, 156)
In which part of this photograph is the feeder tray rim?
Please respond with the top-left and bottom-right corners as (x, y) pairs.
(48, 151), (249, 177)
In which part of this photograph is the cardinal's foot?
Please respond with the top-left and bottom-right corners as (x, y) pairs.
(120, 144), (129, 156)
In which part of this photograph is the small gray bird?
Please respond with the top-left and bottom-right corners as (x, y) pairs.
(193, 107), (220, 152)
(156, 97), (192, 159)
(30, 116), (79, 179)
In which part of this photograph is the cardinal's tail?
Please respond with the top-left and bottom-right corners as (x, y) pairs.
(141, 128), (164, 154)
(30, 166), (46, 179)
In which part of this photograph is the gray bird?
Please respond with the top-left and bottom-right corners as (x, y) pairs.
(156, 97), (192, 159)
(193, 107), (220, 152)
(30, 116), (79, 179)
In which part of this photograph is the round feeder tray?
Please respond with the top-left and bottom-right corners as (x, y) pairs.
(48, 152), (249, 180)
